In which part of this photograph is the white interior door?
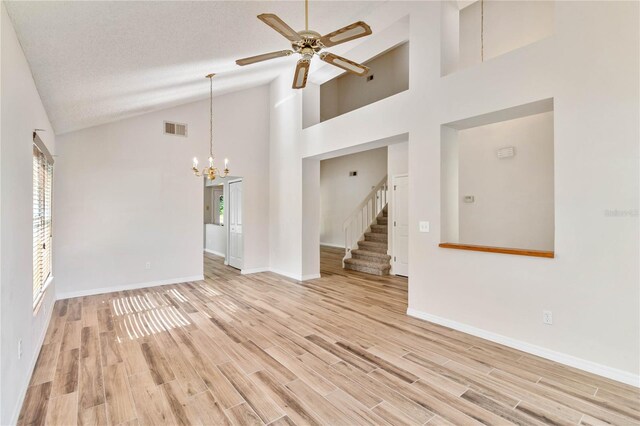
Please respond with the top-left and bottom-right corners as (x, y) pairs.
(228, 180), (243, 270)
(393, 175), (409, 277)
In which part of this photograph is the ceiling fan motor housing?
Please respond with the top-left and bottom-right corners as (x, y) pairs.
(293, 30), (324, 56)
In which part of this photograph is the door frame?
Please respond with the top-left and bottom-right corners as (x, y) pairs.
(391, 173), (409, 277)
(226, 178), (243, 268)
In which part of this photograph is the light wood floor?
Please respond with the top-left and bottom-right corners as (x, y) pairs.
(20, 247), (639, 425)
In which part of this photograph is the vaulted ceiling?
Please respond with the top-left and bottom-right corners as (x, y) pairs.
(5, 1), (387, 134)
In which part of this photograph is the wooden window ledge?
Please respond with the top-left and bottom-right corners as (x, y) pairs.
(439, 243), (554, 258)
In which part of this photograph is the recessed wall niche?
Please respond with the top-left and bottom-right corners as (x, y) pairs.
(440, 99), (555, 256)
(319, 41), (409, 123)
(441, 0), (554, 76)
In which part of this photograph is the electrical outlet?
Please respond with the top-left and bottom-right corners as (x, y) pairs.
(543, 310), (553, 325)
(18, 339), (22, 360)
(145, 262), (151, 270)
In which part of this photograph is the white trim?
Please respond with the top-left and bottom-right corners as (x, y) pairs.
(241, 267), (270, 275)
(268, 268), (302, 281)
(320, 242), (345, 249)
(204, 249), (225, 258)
(242, 267), (319, 281)
(56, 275), (205, 300)
(301, 274), (321, 281)
(406, 307), (640, 388)
(12, 294), (55, 425)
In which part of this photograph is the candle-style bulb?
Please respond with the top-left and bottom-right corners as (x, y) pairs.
(224, 158), (229, 168)
(193, 157), (198, 167)
(208, 156), (214, 167)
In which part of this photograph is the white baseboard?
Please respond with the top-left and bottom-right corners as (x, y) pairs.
(241, 267), (270, 275)
(268, 268), (302, 281)
(407, 308), (640, 388)
(301, 273), (321, 281)
(242, 267), (319, 281)
(56, 275), (205, 300)
(11, 294), (55, 425)
(320, 242), (345, 249)
(204, 249), (225, 258)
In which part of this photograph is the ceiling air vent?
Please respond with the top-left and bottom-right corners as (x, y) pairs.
(164, 121), (187, 137)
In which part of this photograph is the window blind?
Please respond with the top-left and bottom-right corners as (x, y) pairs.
(33, 143), (53, 308)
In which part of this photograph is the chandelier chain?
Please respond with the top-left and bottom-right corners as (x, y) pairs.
(480, 0), (484, 62)
(209, 75), (213, 158)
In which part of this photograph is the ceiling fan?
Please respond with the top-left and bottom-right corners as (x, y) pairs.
(235, 0), (373, 89)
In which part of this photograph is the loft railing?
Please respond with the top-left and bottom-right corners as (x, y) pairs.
(342, 175), (388, 267)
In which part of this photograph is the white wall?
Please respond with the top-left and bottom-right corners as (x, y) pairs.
(440, 127), (459, 242)
(458, 0), (554, 71)
(269, 74), (305, 280)
(290, 1), (639, 383)
(55, 85), (270, 297)
(0, 4), (57, 423)
(205, 224), (226, 258)
(457, 111), (554, 250)
(320, 148), (388, 247)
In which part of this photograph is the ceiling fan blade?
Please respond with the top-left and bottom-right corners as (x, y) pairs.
(258, 13), (303, 42)
(318, 21), (372, 47)
(320, 52), (370, 76)
(292, 59), (310, 89)
(236, 50), (293, 66)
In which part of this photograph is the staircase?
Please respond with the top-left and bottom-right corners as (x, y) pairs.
(344, 206), (391, 275)
(342, 176), (392, 276)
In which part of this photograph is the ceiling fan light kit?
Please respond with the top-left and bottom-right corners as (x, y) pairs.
(235, 0), (373, 89)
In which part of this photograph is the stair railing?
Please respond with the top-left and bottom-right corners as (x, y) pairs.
(342, 175), (388, 267)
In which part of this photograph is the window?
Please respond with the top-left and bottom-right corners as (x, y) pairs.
(218, 194), (224, 225)
(33, 136), (54, 308)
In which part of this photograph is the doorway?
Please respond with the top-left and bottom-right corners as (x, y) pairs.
(392, 174), (409, 276)
(227, 179), (243, 270)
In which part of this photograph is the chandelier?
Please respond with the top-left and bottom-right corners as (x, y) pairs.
(192, 73), (229, 180)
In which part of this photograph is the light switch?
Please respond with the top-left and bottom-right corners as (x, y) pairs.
(419, 221), (430, 232)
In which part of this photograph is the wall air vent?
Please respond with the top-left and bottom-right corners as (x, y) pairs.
(497, 146), (515, 159)
(164, 121), (188, 137)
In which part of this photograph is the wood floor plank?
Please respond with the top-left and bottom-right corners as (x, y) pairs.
(190, 390), (233, 426)
(225, 402), (263, 426)
(78, 351), (104, 410)
(250, 369), (323, 426)
(18, 382), (52, 426)
(265, 346), (336, 396)
(77, 404), (107, 426)
(30, 342), (60, 386)
(51, 348), (80, 397)
(218, 361), (285, 424)
(104, 363), (137, 425)
(20, 248), (640, 426)
(44, 392), (78, 426)
(140, 337), (176, 385)
(129, 371), (177, 425)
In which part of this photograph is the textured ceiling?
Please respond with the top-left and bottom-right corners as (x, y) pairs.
(5, 1), (386, 134)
